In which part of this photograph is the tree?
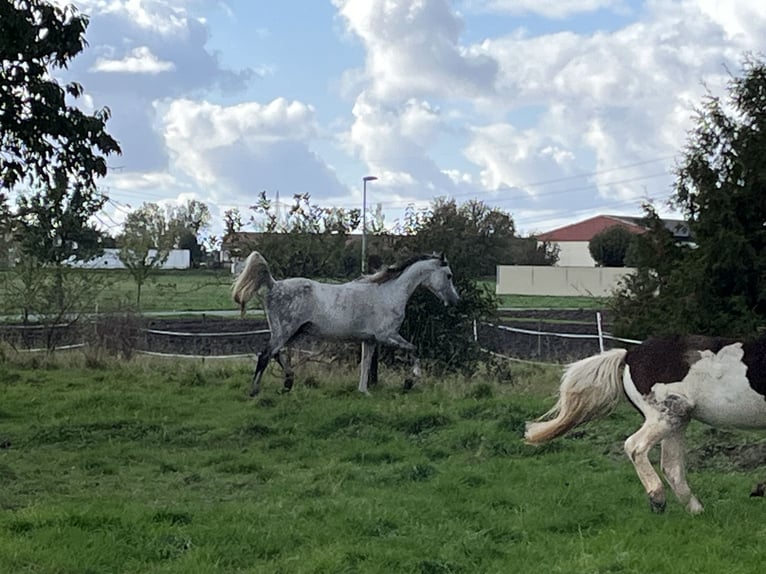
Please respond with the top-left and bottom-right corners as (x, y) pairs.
(589, 225), (637, 267)
(8, 174), (110, 326)
(377, 198), (516, 374)
(393, 198), (517, 278)
(118, 202), (177, 307)
(611, 56), (766, 339)
(1, 0), (120, 341)
(167, 199), (211, 267)
(247, 191), (361, 278)
(1, 0), (121, 190)
(0, 192), (11, 267)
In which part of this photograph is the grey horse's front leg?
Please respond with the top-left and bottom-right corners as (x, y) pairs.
(358, 342), (376, 394)
(384, 334), (420, 391)
(274, 349), (295, 392)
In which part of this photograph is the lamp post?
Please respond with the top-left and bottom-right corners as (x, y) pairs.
(361, 175), (378, 273)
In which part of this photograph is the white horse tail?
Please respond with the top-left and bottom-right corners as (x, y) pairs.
(525, 348), (628, 444)
(232, 251), (275, 316)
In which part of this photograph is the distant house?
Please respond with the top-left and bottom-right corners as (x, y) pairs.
(536, 214), (692, 267)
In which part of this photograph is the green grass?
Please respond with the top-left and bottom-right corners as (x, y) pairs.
(0, 269), (236, 314)
(1, 356), (765, 573)
(495, 294), (607, 309)
(1, 269), (604, 316)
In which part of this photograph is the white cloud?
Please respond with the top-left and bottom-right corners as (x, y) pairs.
(92, 46), (175, 74)
(157, 97), (348, 205)
(333, 0), (497, 102)
(464, 123), (577, 192)
(473, 0), (626, 19)
(459, 0), (766, 209)
(63, 0), (192, 36)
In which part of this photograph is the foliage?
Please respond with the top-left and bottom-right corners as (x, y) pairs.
(0, 0), (120, 191)
(611, 56), (766, 339)
(4, 175), (112, 341)
(392, 198), (518, 277)
(383, 198), (518, 375)
(588, 225), (637, 267)
(393, 276), (499, 376)
(246, 191), (361, 278)
(117, 202), (178, 307)
(0, 0), (120, 345)
(12, 174), (106, 267)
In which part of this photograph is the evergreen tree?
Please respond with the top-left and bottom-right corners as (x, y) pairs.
(612, 56), (766, 338)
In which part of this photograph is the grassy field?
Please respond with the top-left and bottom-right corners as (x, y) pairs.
(0, 269), (606, 315)
(1, 354), (765, 573)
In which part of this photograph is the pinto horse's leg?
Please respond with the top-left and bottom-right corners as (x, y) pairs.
(624, 393), (695, 513)
(660, 430), (704, 514)
(624, 417), (671, 512)
(275, 349), (295, 393)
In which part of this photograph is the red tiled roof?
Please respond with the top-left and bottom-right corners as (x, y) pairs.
(536, 215), (646, 242)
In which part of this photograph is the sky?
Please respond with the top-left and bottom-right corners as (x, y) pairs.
(49, 0), (766, 239)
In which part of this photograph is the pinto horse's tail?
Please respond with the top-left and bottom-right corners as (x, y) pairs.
(232, 251), (275, 317)
(525, 348), (628, 444)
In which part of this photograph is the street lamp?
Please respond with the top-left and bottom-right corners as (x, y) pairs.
(361, 175), (378, 273)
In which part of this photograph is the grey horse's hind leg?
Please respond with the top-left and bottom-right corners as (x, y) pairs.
(275, 349), (295, 392)
(250, 345), (272, 396)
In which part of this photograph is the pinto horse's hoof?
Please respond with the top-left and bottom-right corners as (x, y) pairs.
(750, 482), (766, 497)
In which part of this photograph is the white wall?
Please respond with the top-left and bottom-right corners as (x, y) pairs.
(497, 265), (636, 297)
(549, 241), (597, 266)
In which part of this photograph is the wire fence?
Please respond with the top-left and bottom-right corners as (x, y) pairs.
(2, 312), (643, 364)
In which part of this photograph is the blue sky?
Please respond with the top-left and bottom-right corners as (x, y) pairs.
(51, 0), (766, 238)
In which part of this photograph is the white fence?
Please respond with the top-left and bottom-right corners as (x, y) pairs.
(5, 313), (643, 364)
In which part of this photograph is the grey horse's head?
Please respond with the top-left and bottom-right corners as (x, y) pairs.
(422, 253), (460, 306)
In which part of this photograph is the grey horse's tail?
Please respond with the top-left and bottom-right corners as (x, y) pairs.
(232, 251), (275, 317)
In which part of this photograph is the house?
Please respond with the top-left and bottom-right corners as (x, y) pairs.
(536, 214), (692, 267)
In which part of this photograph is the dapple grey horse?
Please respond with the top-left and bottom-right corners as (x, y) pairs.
(232, 251), (460, 395)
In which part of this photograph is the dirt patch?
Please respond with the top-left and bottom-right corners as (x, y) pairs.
(141, 317), (269, 356)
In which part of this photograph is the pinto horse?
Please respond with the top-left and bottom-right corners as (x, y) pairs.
(525, 334), (766, 513)
(232, 251), (460, 396)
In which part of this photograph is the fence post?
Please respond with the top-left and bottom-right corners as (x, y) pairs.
(472, 319), (478, 342)
(596, 311), (604, 353)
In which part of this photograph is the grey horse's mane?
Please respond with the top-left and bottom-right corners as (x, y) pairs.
(359, 253), (446, 285)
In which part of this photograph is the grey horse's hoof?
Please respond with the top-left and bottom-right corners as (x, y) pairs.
(649, 494), (667, 513)
(750, 482), (766, 497)
(402, 378), (414, 392)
